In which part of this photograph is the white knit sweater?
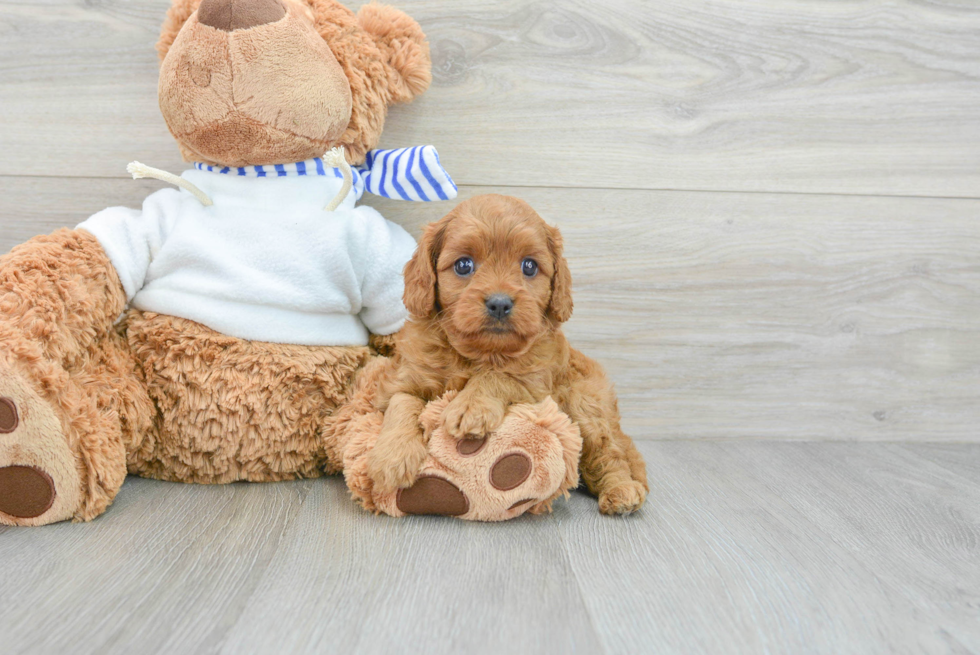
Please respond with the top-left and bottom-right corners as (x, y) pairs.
(78, 168), (419, 346)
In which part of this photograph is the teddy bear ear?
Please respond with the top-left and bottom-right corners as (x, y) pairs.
(157, 0), (202, 62)
(356, 3), (432, 103)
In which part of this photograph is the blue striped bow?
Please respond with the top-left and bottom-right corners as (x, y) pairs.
(194, 145), (457, 203)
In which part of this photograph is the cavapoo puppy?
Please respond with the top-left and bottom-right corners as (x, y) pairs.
(367, 194), (647, 515)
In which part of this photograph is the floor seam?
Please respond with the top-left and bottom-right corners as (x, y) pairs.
(1, 173), (979, 202)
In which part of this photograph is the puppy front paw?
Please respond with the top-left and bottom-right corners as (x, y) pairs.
(598, 480), (647, 516)
(441, 394), (506, 440)
(366, 437), (429, 495)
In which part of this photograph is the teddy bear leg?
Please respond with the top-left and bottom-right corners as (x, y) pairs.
(337, 388), (583, 522)
(0, 229), (154, 525)
(393, 397), (582, 521)
(0, 364), (83, 525)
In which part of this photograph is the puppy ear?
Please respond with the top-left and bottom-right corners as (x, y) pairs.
(403, 212), (453, 318)
(546, 224), (573, 323)
(356, 2), (432, 104)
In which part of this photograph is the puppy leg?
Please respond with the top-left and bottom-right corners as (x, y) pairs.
(366, 392), (429, 494)
(441, 372), (535, 440)
(564, 358), (648, 515)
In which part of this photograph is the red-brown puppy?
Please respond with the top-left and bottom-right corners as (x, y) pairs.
(368, 194), (647, 514)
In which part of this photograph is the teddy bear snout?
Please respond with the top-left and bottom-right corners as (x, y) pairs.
(198, 0), (286, 32)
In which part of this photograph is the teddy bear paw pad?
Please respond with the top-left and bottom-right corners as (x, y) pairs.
(456, 437), (486, 456)
(0, 397), (18, 433)
(489, 452), (532, 491)
(0, 370), (82, 525)
(0, 466), (56, 518)
(396, 476), (470, 516)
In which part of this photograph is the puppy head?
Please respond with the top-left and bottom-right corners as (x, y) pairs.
(404, 194), (572, 358)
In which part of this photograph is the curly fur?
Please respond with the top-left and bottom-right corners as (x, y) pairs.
(0, 230), (375, 523)
(369, 195), (649, 515)
(0, 230), (155, 521)
(325, 359), (583, 521)
(124, 310), (373, 483)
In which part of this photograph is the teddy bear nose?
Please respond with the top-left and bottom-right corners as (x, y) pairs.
(198, 0), (286, 32)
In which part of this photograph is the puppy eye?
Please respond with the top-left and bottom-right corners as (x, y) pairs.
(522, 258), (539, 277)
(454, 257), (475, 276)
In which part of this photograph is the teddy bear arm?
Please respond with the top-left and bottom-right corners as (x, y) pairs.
(0, 228), (154, 525)
(0, 228), (127, 363)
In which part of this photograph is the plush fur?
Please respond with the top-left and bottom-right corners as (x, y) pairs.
(367, 195), (649, 515)
(325, 357), (583, 521)
(157, 0), (431, 166)
(0, 0), (433, 525)
(124, 310), (374, 483)
(0, 0), (584, 526)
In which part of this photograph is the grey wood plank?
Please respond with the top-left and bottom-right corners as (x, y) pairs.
(216, 475), (601, 655)
(557, 440), (980, 655)
(708, 441), (980, 652)
(896, 442), (980, 483)
(3, 443), (978, 655)
(0, 476), (314, 655)
(2, 177), (978, 441)
(1, 0), (979, 196)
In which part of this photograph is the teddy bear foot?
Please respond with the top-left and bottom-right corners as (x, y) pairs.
(375, 395), (582, 521)
(0, 367), (82, 526)
(393, 449), (543, 519)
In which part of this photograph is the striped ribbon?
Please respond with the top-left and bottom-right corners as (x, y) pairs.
(194, 145), (457, 203)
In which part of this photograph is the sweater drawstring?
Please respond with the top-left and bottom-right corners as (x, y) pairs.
(127, 161), (213, 207)
(127, 146), (351, 211)
(322, 146), (352, 212)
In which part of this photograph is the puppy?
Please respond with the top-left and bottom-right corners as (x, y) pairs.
(367, 194), (648, 515)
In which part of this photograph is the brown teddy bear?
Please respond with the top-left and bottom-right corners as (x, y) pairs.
(0, 0), (580, 525)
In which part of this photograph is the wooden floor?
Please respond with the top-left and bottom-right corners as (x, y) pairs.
(0, 441), (978, 654)
(2, 1), (980, 653)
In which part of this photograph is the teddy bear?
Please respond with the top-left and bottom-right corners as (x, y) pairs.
(0, 0), (581, 526)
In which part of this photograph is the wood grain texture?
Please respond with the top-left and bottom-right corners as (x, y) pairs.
(1, 0), (979, 196)
(2, 177), (977, 441)
(558, 440), (980, 654)
(0, 477), (314, 654)
(1, 442), (979, 654)
(218, 475), (601, 655)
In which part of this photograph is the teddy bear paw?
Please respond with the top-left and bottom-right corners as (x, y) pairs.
(392, 450), (534, 519)
(384, 397), (581, 521)
(0, 365), (81, 526)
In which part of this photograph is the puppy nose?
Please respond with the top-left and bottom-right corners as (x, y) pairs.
(198, 0), (286, 31)
(485, 294), (514, 321)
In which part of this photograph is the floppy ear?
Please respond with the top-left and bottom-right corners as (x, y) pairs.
(546, 224), (573, 323)
(356, 2), (432, 104)
(403, 212), (453, 318)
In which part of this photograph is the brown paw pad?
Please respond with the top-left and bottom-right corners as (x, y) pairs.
(490, 453), (531, 491)
(456, 437), (486, 457)
(0, 466), (56, 518)
(397, 476), (469, 516)
(0, 397), (18, 433)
